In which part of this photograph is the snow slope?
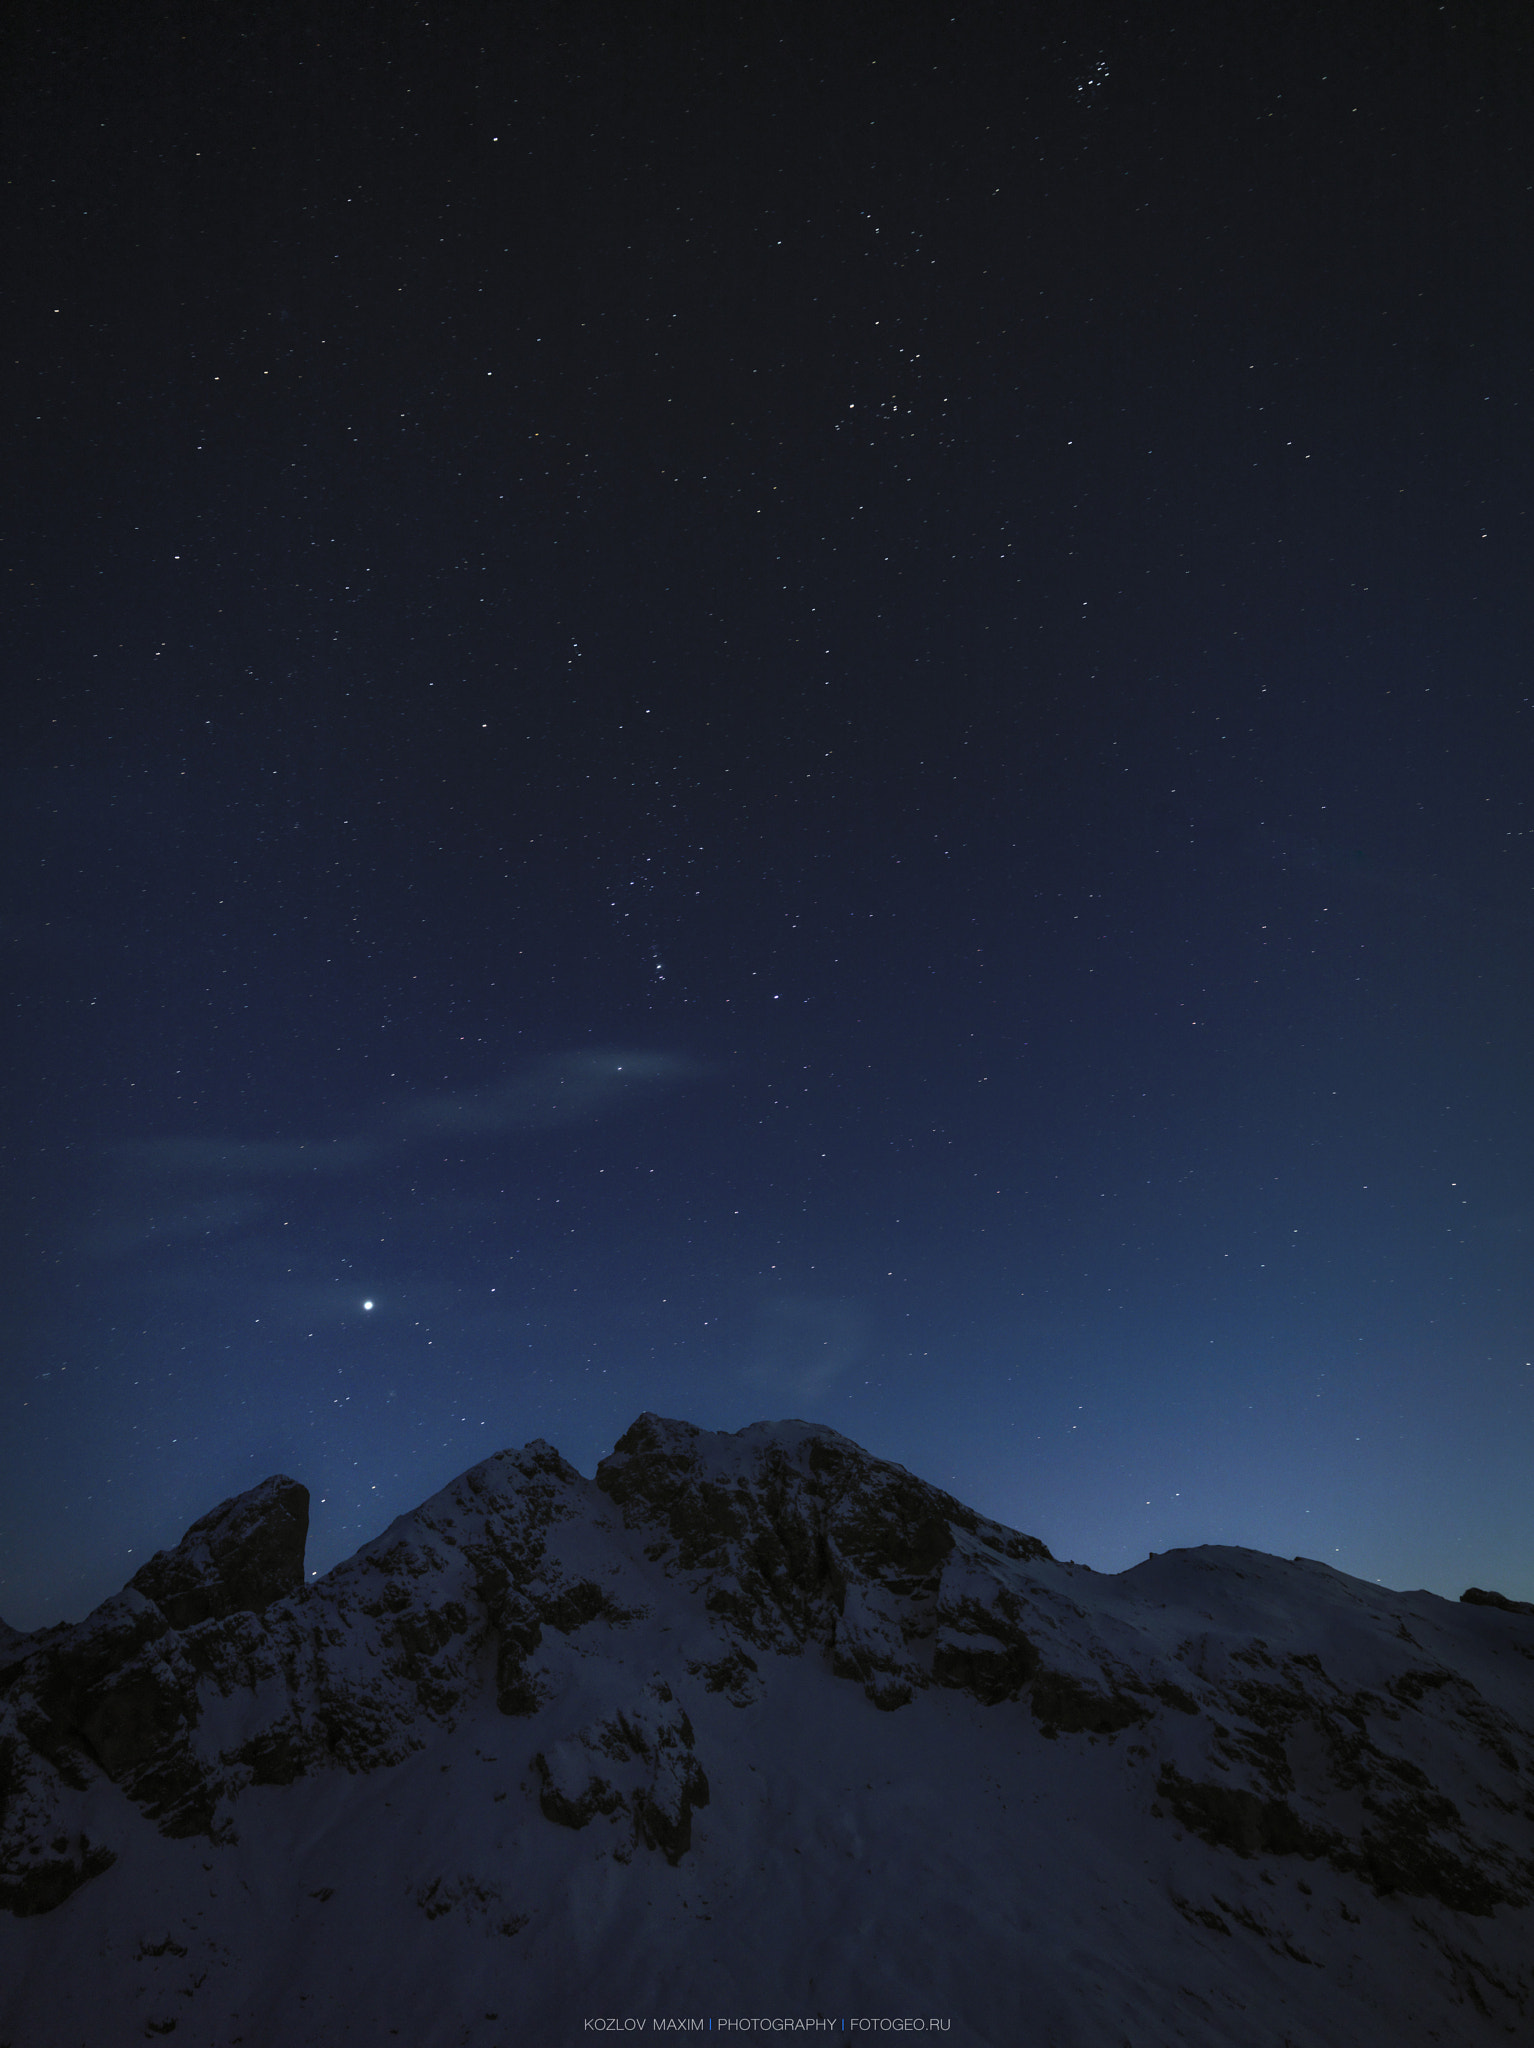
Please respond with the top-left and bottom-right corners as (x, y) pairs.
(2, 1414), (1531, 2045)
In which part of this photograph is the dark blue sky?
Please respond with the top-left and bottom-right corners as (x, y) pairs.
(4, 0), (1532, 1628)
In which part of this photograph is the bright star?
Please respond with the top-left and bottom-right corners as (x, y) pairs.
(363, 1300), (374, 1311)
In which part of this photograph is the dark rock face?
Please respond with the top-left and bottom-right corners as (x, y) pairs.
(533, 1681), (709, 1865)
(0, 1830), (116, 1919)
(1462, 1586), (1534, 1618)
(128, 1475), (310, 1630)
(595, 1412), (1053, 1712)
(1158, 1750), (1514, 1919)
(11, 1477), (308, 1846)
(1158, 1763), (1333, 1861)
(1142, 1602), (1534, 1925)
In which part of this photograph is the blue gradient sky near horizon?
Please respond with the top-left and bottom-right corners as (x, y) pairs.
(4, 0), (1531, 1628)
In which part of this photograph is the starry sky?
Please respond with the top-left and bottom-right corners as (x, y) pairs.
(4, 0), (1532, 1629)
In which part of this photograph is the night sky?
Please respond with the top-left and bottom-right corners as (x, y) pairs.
(4, 1), (1532, 1631)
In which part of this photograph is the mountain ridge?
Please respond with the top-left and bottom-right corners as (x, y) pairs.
(2, 1412), (1532, 2044)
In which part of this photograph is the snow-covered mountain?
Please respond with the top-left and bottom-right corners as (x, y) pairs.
(2, 1414), (1531, 2046)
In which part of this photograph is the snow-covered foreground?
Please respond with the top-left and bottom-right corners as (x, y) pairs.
(2, 1415), (1531, 2045)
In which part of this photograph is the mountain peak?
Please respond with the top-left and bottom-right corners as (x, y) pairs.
(128, 1473), (310, 1630)
(3, 1419), (1532, 2041)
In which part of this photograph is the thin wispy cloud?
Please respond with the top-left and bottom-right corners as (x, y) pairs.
(83, 1190), (273, 1259)
(395, 1051), (701, 1138)
(91, 1049), (703, 1256)
(112, 1137), (376, 1180)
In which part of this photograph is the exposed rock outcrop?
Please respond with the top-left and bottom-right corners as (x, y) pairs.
(1462, 1585), (1534, 1618)
(128, 1474), (310, 1629)
(594, 1411), (1054, 1710)
(533, 1679), (709, 1864)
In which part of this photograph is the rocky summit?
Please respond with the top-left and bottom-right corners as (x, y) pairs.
(2, 1415), (1532, 2045)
